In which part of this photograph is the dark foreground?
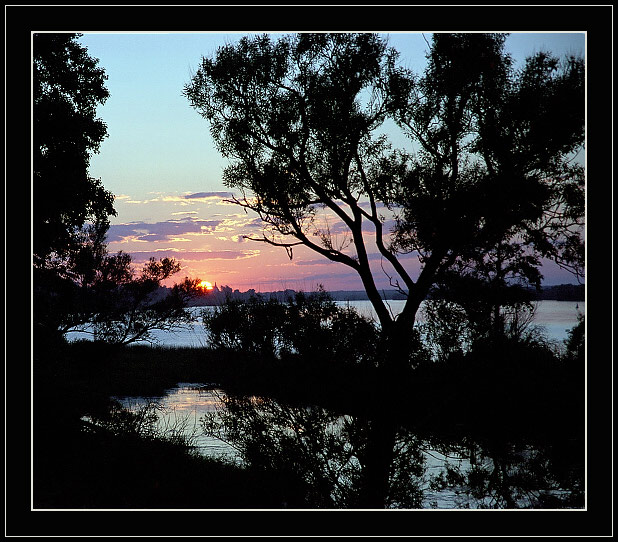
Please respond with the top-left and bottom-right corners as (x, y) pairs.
(32, 338), (584, 510)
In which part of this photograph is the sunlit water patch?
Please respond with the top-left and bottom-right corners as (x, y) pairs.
(113, 383), (240, 462)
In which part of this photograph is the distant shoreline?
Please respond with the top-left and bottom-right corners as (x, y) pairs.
(326, 284), (585, 302)
(186, 283), (585, 306)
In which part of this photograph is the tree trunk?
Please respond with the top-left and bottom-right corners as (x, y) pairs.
(357, 417), (397, 508)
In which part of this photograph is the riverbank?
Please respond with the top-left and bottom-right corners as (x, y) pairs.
(35, 337), (584, 437)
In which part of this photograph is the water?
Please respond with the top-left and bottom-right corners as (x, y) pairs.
(114, 384), (240, 463)
(529, 300), (584, 342)
(114, 384), (450, 507)
(67, 299), (584, 347)
(114, 383), (581, 509)
(338, 299), (584, 344)
(78, 299), (584, 508)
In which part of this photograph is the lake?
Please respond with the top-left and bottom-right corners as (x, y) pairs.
(112, 381), (582, 509)
(114, 384), (465, 507)
(78, 299), (584, 508)
(71, 299), (582, 349)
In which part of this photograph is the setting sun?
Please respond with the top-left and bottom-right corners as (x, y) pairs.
(198, 280), (213, 291)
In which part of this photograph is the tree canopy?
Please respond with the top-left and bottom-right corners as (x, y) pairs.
(33, 33), (199, 345)
(33, 32), (115, 262)
(185, 33), (584, 352)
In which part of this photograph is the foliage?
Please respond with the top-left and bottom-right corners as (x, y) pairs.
(88, 258), (201, 345)
(563, 313), (585, 363)
(391, 35), (585, 280)
(201, 295), (288, 355)
(202, 289), (380, 366)
(185, 32), (585, 369)
(33, 34), (201, 347)
(34, 219), (200, 345)
(33, 33), (115, 261)
(83, 398), (202, 451)
(419, 299), (475, 363)
(184, 33), (411, 332)
(419, 273), (549, 362)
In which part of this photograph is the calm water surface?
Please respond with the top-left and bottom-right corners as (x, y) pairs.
(86, 299), (584, 508)
(114, 384), (463, 508)
(117, 385), (241, 462)
(94, 299), (582, 348)
(115, 382), (580, 509)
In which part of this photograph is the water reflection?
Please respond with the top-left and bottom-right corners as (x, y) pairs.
(200, 393), (425, 508)
(423, 438), (584, 508)
(115, 384), (239, 461)
(118, 385), (583, 509)
(201, 393), (583, 509)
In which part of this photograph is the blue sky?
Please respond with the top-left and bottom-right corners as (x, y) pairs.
(74, 32), (585, 291)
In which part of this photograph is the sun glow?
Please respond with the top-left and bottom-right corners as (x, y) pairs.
(198, 280), (213, 291)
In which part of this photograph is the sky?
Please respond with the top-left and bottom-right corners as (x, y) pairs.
(73, 31), (585, 292)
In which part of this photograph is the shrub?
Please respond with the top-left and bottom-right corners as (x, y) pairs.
(202, 289), (380, 366)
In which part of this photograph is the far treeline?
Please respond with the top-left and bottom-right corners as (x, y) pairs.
(184, 283), (585, 306)
(331, 283), (585, 302)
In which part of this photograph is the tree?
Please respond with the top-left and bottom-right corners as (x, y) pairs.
(34, 216), (201, 345)
(84, 256), (201, 346)
(33, 33), (115, 262)
(33, 32), (116, 345)
(33, 33), (200, 346)
(396, 34), (584, 349)
(184, 32), (585, 372)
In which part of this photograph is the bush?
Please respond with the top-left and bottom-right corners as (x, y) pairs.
(563, 314), (584, 363)
(202, 289), (380, 366)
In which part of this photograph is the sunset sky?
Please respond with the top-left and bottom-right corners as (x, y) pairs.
(74, 32), (585, 292)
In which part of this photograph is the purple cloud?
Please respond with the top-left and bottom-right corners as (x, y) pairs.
(106, 219), (223, 243)
(183, 192), (233, 200)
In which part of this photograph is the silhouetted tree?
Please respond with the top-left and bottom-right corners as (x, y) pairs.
(34, 217), (201, 344)
(33, 33), (115, 262)
(81, 255), (201, 345)
(33, 33), (201, 346)
(420, 269), (546, 363)
(202, 295), (289, 356)
(185, 33), (584, 373)
(563, 314), (585, 363)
